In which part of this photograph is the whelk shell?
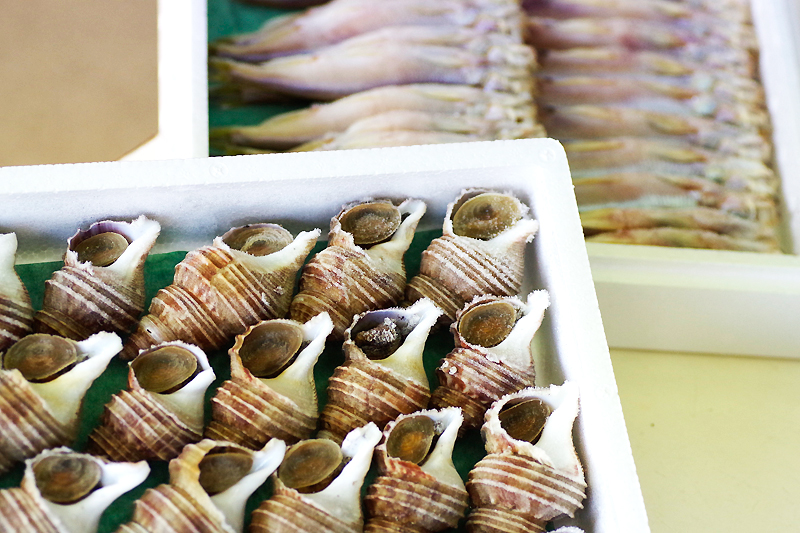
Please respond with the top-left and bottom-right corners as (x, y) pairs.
(431, 290), (549, 432)
(0, 233), (34, 353)
(365, 407), (469, 533)
(318, 298), (442, 444)
(466, 382), (586, 533)
(35, 216), (161, 341)
(250, 423), (382, 533)
(118, 439), (285, 533)
(0, 332), (121, 475)
(405, 189), (538, 324)
(206, 312), (334, 448)
(121, 223), (320, 360)
(87, 342), (215, 462)
(290, 198), (426, 340)
(0, 447), (149, 533)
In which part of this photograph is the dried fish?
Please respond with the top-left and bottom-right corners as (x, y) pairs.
(212, 26), (535, 101)
(211, 84), (535, 150)
(213, 0), (523, 61)
(523, 0), (693, 20)
(585, 226), (779, 252)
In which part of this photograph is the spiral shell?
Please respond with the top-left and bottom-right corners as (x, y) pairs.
(35, 216), (161, 341)
(118, 439), (286, 533)
(318, 298), (442, 444)
(250, 423), (382, 533)
(206, 312), (334, 448)
(290, 198), (426, 340)
(0, 447), (149, 533)
(365, 407), (469, 533)
(0, 233), (34, 353)
(466, 383), (587, 533)
(405, 189), (538, 324)
(0, 332), (121, 475)
(87, 342), (215, 462)
(431, 290), (549, 432)
(121, 224), (320, 359)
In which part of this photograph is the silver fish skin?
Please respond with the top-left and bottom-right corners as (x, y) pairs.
(572, 172), (779, 225)
(523, 0), (752, 24)
(585, 227), (779, 252)
(536, 74), (768, 130)
(213, 0), (523, 61)
(211, 84), (534, 150)
(526, 16), (758, 52)
(212, 26), (536, 101)
(538, 45), (757, 79)
(291, 129), (493, 152)
(539, 105), (772, 162)
(580, 206), (776, 241)
(291, 108), (542, 151)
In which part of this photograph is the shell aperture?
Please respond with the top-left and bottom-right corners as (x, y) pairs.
(198, 446), (255, 495)
(32, 454), (102, 504)
(451, 192), (524, 240)
(385, 415), (436, 465)
(2, 334), (80, 383)
(130, 344), (200, 394)
(238, 320), (305, 378)
(71, 231), (130, 267)
(278, 438), (344, 492)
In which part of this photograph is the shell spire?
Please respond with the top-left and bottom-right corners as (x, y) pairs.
(466, 382), (587, 533)
(365, 407), (469, 533)
(35, 216), (161, 341)
(118, 438), (286, 533)
(318, 298), (442, 443)
(250, 423), (382, 533)
(0, 332), (121, 475)
(405, 189), (538, 324)
(206, 312), (335, 448)
(121, 224), (320, 360)
(431, 290), (549, 432)
(0, 232), (34, 353)
(88, 342), (215, 462)
(290, 198), (427, 340)
(0, 447), (149, 533)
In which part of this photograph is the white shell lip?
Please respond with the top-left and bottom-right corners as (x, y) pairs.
(345, 298), (442, 388)
(132, 341), (215, 433)
(330, 197), (427, 256)
(66, 215), (161, 277)
(303, 422), (382, 527)
(483, 381), (584, 480)
(442, 188), (538, 246)
(386, 407), (465, 490)
(258, 312), (335, 414)
(214, 224), (321, 270)
(210, 438), (287, 533)
(456, 290), (550, 371)
(22, 447), (150, 533)
(28, 331), (122, 429)
(0, 232), (29, 304)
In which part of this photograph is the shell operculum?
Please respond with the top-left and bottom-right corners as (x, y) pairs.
(66, 216), (161, 274)
(446, 189), (535, 243)
(23, 447), (150, 533)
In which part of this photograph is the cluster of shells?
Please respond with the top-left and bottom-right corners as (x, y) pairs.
(0, 189), (589, 532)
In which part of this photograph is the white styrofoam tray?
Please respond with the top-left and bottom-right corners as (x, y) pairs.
(583, 0), (800, 359)
(121, 0), (208, 161)
(0, 139), (648, 533)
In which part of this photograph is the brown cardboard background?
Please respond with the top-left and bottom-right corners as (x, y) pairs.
(0, 0), (158, 167)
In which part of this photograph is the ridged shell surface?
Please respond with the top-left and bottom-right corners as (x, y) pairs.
(251, 423), (381, 533)
(0, 332), (121, 475)
(431, 290), (549, 432)
(0, 233), (34, 353)
(206, 313), (334, 447)
(365, 408), (468, 533)
(88, 342), (215, 462)
(0, 447), (149, 533)
(121, 225), (320, 359)
(405, 189), (538, 324)
(317, 299), (441, 443)
(290, 198), (426, 340)
(466, 383), (587, 533)
(35, 216), (160, 341)
(119, 439), (285, 533)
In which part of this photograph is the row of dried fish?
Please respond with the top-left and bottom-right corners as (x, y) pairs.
(208, 0), (544, 154)
(522, 0), (782, 251)
(1, 383), (585, 533)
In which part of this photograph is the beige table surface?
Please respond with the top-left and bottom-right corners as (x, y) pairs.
(611, 348), (800, 532)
